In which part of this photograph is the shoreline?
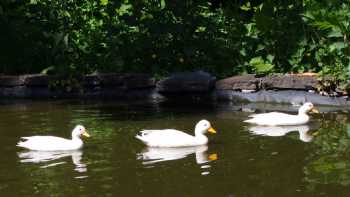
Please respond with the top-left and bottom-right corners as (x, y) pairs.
(0, 72), (348, 107)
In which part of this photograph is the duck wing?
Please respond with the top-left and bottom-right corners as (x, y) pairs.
(136, 129), (197, 147)
(17, 136), (77, 151)
(245, 112), (307, 126)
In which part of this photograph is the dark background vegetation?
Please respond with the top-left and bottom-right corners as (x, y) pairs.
(0, 0), (349, 81)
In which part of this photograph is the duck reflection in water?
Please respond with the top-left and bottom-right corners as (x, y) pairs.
(137, 145), (217, 175)
(18, 150), (87, 173)
(248, 125), (313, 142)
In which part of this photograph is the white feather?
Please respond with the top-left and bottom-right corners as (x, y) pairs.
(244, 102), (317, 126)
(136, 120), (215, 147)
(17, 125), (89, 151)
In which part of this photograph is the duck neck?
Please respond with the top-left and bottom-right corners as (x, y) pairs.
(298, 109), (308, 116)
(194, 129), (208, 141)
(194, 128), (205, 137)
(72, 135), (82, 142)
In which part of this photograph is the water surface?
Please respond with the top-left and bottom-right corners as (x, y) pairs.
(0, 100), (349, 196)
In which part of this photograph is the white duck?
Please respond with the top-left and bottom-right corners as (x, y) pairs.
(135, 120), (216, 147)
(244, 102), (319, 126)
(17, 125), (90, 151)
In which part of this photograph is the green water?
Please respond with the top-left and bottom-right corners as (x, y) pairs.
(0, 100), (350, 196)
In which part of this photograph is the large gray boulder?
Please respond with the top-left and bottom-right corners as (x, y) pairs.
(157, 71), (216, 93)
(24, 74), (50, 87)
(0, 75), (26, 87)
(216, 74), (259, 90)
(83, 73), (124, 87)
(123, 73), (155, 89)
(261, 74), (318, 90)
(215, 89), (350, 106)
(83, 73), (155, 89)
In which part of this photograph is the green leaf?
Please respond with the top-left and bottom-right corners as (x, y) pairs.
(41, 66), (54, 74)
(160, 0), (166, 9)
(195, 26), (206, 33)
(311, 21), (335, 30)
(266, 54), (274, 63)
(100, 0), (108, 6)
(240, 2), (251, 11)
(250, 56), (264, 65)
(256, 44), (265, 52)
(329, 42), (347, 52)
(328, 29), (343, 38)
(249, 56), (274, 73)
(116, 4), (132, 16)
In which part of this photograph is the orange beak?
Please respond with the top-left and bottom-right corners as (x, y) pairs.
(208, 127), (217, 134)
(208, 153), (218, 161)
(310, 107), (319, 114)
(82, 131), (91, 138)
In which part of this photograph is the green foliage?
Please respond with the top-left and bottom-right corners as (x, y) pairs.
(249, 56), (274, 74)
(0, 0), (350, 83)
(301, 1), (350, 90)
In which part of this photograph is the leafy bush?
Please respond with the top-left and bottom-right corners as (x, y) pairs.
(0, 0), (349, 83)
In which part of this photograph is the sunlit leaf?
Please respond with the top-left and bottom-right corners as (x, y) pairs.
(249, 56), (274, 73)
(30, 0), (38, 4)
(100, 0), (108, 6)
(240, 2), (251, 11)
(266, 54), (274, 63)
(329, 42), (347, 52)
(327, 29), (343, 38)
(160, 0), (166, 9)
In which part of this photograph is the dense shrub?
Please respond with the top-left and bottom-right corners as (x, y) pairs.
(0, 0), (349, 82)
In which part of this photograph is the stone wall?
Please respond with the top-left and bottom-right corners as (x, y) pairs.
(0, 72), (349, 106)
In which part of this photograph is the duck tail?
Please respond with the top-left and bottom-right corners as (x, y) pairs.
(136, 130), (151, 144)
(243, 118), (255, 123)
(17, 137), (30, 147)
(16, 141), (25, 147)
(135, 134), (143, 140)
(135, 131), (146, 141)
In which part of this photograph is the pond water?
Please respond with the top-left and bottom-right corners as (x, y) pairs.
(0, 99), (350, 196)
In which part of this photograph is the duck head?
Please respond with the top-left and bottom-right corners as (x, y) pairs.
(195, 120), (217, 135)
(299, 102), (319, 115)
(72, 125), (90, 139)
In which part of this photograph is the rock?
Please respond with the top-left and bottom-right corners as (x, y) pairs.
(124, 73), (155, 89)
(0, 86), (27, 97)
(24, 74), (50, 87)
(83, 74), (101, 87)
(84, 73), (155, 89)
(157, 71), (216, 93)
(261, 74), (318, 90)
(0, 75), (25, 87)
(98, 73), (124, 86)
(215, 89), (350, 106)
(83, 73), (125, 87)
(216, 74), (259, 90)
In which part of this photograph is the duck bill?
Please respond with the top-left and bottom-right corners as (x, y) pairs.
(207, 127), (217, 134)
(208, 153), (218, 161)
(311, 108), (320, 114)
(82, 131), (91, 138)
